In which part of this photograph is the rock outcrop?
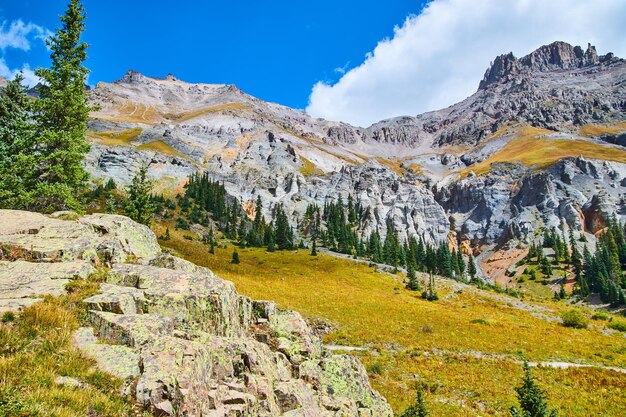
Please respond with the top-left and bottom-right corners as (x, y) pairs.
(0, 210), (392, 417)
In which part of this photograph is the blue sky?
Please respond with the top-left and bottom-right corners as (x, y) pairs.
(1, 0), (423, 109)
(2, 1), (626, 126)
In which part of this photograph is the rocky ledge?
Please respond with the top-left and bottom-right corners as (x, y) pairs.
(0, 210), (392, 417)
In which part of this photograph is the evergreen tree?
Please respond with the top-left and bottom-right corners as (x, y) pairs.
(510, 363), (558, 417)
(422, 272), (438, 301)
(540, 255), (553, 276)
(406, 261), (420, 291)
(124, 164), (154, 226)
(104, 193), (117, 214)
(105, 178), (117, 191)
(457, 250), (466, 279)
(231, 249), (240, 264)
(251, 195), (265, 246)
(274, 204), (292, 250)
(468, 255), (477, 280)
(33, 0), (92, 212)
(267, 227), (276, 252)
(399, 386), (429, 417)
(311, 237), (317, 256)
(0, 73), (37, 209)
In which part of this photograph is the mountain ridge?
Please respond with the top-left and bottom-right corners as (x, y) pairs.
(84, 41), (626, 275)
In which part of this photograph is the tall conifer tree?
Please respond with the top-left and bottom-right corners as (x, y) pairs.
(34, 0), (91, 211)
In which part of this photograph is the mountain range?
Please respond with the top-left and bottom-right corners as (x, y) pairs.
(84, 41), (626, 280)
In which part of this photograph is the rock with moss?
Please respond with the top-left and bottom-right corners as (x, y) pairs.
(0, 210), (161, 265)
(0, 209), (392, 416)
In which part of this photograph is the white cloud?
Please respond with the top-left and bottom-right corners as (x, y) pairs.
(334, 61), (351, 75)
(306, 0), (626, 127)
(0, 58), (40, 86)
(0, 19), (50, 87)
(0, 19), (51, 51)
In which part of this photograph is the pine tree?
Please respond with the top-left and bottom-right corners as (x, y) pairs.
(457, 250), (466, 279)
(399, 386), (429, 417)
(33, 0), (92, 212)
(540, 255), (553, 276)
(422, 272), (438, 301)
(104, 193), (117, 214)
(510, 363), (558, 417)
(105, 178), (117, 191)
(267, 228), (276, 252)
(406, 261), (420, 291)
(311, 237), (317, 256)
(468, 255), (477, 280)
(124, 164), (154, 226)
(231, 249), (240, 264)
(0, 73), (37, 209)
(251, 195), (265, 246)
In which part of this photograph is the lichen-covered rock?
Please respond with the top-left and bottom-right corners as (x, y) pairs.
(0, 209), (392, 416)
(106, 263), (252, 337)
(78, 213), (162, 262)
(0, 210), (161, 264)
(0, 260), (94, 313)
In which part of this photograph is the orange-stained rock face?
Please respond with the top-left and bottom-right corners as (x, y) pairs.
(480, 247), (527, 285)
(458, 239), (473, 256)
(242, 199), (256, 220)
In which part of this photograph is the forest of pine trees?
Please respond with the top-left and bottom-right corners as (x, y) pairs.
(300, 198), (471, 283)
(178, 172), (295, 252)
(522, 220), (626, 306)
(578, 218), (626, 306)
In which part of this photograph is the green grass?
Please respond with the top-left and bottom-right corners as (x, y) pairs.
(155, 223), (626, 416)
(459, 126), (626, 176)
(87, 128), (142, 147)
(0, 271), (142, 417)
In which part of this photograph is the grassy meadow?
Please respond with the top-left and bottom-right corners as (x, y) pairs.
(155, 223), (626, 416)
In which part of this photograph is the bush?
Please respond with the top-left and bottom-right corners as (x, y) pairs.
(231, 250), (240, 264)
(175, 217), (190, 230)
(561, 309), (588, 329)
(0, 389), (38, 417)
(470, 318), (490, 326)
(1, 311), (15, 323)
(366, 362), (383, 375)
(608, 321), (626, 332)
(591, 312), (609, 321)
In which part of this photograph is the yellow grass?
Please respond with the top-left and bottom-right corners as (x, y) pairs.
(459, 126), (626, 176)
(0, 272), (143, 416)
(299, 156), (325, 176)
(167, 102), (251, 123)
(136, 140), (186, 158)
(87, 128), (142, 147)
(375, 158), (407, 175)
(155, 224), (626, 416)
(407, 163), (423, 175)
(579, 122), (626, 137)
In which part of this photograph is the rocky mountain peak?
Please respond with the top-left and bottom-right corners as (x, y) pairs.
(478, 41), (619, 90)
(164, 73), (177, 81)
(115, 69), (152, 84)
